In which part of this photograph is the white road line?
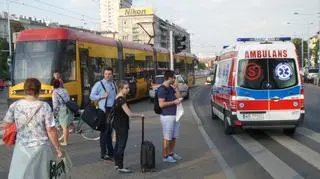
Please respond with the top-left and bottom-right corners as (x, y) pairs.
(296, 127), (320, 144)
(0, 130), (3, 136)
(190, 92), (237, 179)
(233, 134), (303, 179)
(268, 133), (320, 171)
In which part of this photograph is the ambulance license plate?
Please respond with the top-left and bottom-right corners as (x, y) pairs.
(241, 113), (266, 120)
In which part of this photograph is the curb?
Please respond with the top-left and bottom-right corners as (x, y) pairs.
(189, 86), (236, 179)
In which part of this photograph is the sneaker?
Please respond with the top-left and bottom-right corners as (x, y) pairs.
(163, 156), (176, 163)
(101, 155), (113, 161)
(118, 168), (132, 173)
(60, 142), (68, 146)
(172, 153), (182, 160)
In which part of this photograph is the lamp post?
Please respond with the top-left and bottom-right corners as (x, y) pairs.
(293, 11), (320, 74)
(6, 0), (12, 80)
(285, 21), (314, 68)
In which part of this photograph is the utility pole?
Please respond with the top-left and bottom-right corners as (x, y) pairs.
(301, 38), (304, 68)
(7, 0), (12, 58)
(170, 30), (174, 71)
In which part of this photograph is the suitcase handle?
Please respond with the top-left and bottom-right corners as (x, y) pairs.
(142, 116), (144, 143)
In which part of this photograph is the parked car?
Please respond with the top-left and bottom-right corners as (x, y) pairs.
(205, 75), (214, 85)
(0, 79), (4, 90)
(304, 68), (319, 82)
(149, 74), (189, 102)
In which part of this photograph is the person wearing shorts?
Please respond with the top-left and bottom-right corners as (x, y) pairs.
(158, 70), (183, 163)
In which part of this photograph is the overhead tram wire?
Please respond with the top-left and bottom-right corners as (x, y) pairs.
(33, 0), (99, 22)
(8, 0), (97, 24)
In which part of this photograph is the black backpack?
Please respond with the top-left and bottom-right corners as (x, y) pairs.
(154, 85), (170, 114)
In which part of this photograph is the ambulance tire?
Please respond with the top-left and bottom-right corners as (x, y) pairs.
(224, 114), (234, 135)
(283, 127), (296, 135)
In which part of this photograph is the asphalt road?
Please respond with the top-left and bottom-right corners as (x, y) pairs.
(193, 83), (320, 179)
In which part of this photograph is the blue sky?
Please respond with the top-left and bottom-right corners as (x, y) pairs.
(0, 0), (319, 56)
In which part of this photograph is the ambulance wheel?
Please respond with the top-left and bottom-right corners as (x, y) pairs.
(224, 114), (234, 135)
(283, 127), (296, 135)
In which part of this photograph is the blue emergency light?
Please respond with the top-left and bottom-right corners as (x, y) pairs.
(237, 37), (291, 42)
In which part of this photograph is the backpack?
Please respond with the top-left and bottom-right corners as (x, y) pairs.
(154, 85), (170, 114)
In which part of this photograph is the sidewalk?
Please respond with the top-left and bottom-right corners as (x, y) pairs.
(67, 99), (226, 179)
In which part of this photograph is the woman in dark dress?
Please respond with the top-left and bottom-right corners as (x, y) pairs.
(113, 80), (144, 173)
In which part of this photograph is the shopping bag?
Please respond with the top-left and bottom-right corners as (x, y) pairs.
(2, 123), (16, 145)
(176, 103), (184, 122)
(49, 151), (72, 179)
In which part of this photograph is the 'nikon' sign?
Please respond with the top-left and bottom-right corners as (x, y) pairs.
(120, 8), (153, 16)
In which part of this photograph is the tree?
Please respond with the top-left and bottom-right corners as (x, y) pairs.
(198, 62), (206, 70)
(10, 20), (25, 34)
(0, 39), (9, 79)
(292, 38), (308, 67)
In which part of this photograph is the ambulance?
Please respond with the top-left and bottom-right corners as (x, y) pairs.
(210, 37), (304, 135)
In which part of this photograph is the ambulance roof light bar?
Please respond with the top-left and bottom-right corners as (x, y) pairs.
(237, 37), (291, 42)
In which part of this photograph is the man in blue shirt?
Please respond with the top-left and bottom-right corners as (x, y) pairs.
(90, 67), (117, 161)
(158, 70), (183, 163)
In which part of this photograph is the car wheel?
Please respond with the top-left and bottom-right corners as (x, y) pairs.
(185, 90), (189, 100)
(283, 128), (296, 135)
(224, 114), (234, 135)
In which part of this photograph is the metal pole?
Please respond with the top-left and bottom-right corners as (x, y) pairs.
(307, 39), (310, 68)
(301, 38), (304, 68)
(7, 0), (12, 58)
(170, 30), (174, 71)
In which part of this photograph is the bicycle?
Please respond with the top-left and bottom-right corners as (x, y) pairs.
(56, 115), (100, 141)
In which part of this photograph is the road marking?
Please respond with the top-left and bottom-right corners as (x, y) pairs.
(268, 133), (320, 171)
(0, 140), (3, 146)
(0, 130), (3, 136)
(296, 127), (320, 144)
(190, 91), (237, 179)
(233, 134), (303, 179)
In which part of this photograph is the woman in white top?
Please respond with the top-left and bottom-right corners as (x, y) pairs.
(3, 78), (63, 179)
(52, 79), (73, 146)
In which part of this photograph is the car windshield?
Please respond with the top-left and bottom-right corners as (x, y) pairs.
(308, 69), (319, 73)
(154, 76), (164, 84)
(237, 58), (298, 90)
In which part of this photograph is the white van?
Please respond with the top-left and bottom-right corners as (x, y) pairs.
(210, 37), (305, 135)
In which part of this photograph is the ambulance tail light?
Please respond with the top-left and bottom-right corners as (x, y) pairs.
(231, 89), (237, 112)
(300, 88), (304, 110)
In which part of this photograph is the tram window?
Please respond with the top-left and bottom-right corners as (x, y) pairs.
(60, 41), (76, 82)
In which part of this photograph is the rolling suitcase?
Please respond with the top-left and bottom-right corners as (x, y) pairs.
(140, 117), (156, 172)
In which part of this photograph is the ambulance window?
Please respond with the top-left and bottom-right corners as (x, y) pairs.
(269, 59), (298, 89)
(237, 59), (298, 89)
(237, 59), (268, 89)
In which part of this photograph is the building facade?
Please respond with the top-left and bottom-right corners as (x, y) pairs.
(99, 0), (132, 35)
(118, 7), (191, 52)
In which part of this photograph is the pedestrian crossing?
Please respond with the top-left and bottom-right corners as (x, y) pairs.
(2, 123), (320, 178)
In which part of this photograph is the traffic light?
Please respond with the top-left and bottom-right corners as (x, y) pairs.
(174, 35), (187, 53)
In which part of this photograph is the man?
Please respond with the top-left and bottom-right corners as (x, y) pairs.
(90, 67), (117, 161)
(158, 70), (183, 163)
(51, 71), (64, 87)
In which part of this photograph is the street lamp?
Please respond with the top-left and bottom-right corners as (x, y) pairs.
(285, 21), (314, 68)
(293, 11), (320, 74)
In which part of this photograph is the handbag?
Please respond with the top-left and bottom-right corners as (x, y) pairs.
(56, 92), (80, 116)
(81, 104), (105, 131)
(49, 151), (72, 179)
(2, 104), (43, 145)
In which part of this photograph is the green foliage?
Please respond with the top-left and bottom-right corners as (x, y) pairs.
(198, 63), (206, 70)
(292, 38), (308, 67)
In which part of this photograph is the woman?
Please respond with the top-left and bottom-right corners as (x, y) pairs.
(3, 78), (63, 179)
(113, 80), (144, 173)
(52, 79), (73, 146)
